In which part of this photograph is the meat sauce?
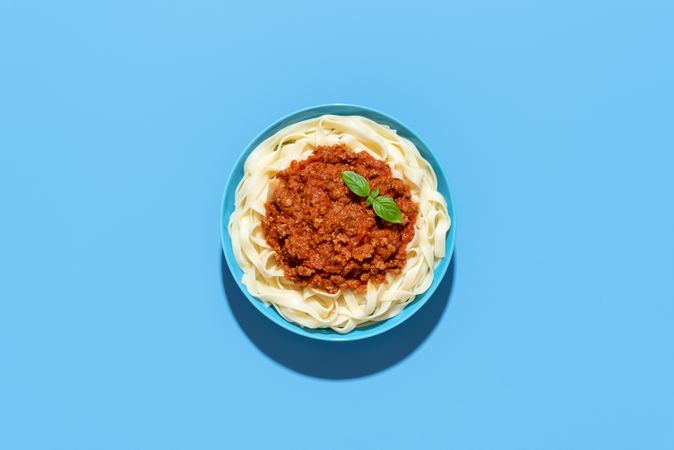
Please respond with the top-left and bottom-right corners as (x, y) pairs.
(262, 144), (418, 293)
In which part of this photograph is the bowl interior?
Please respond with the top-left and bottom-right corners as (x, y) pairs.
(221, 104), (456, 341)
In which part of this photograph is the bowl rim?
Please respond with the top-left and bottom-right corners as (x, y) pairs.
(220, 103), (456, 341)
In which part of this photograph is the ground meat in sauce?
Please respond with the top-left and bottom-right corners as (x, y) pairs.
(262, 144), (418, 293)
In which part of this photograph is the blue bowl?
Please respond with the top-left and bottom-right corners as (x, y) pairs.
(221, 104), (456, 341)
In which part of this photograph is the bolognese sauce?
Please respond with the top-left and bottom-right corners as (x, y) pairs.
(262, 144), (418, 293)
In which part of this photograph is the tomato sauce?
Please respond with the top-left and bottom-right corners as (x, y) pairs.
(262, 144), (418, 293)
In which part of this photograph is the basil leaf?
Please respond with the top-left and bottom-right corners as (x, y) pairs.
(340, 172), (403, 223)
(364, 188), (380, 207)
(372, 196), (403, 224)
(341, 171), (370, 197)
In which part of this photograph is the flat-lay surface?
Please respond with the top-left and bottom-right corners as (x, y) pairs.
(1, 0), (673, 449)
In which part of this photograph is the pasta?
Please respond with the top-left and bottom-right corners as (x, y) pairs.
(228, 115), (450, 333)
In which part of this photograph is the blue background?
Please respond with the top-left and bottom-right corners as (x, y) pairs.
(1, 0), (672, 449)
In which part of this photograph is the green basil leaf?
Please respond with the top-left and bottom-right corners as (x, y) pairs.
(364, 188), (380, 207)
(341, 171), (370, 197)
(372, 196), (403, 224)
